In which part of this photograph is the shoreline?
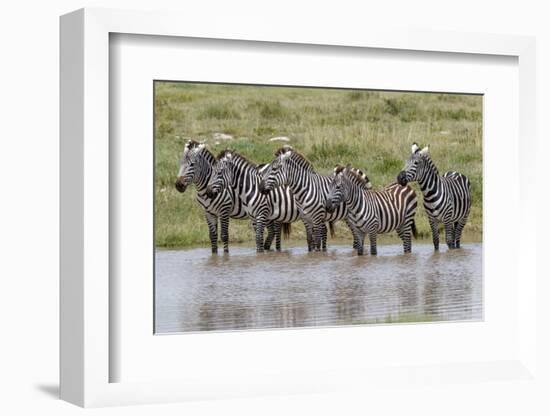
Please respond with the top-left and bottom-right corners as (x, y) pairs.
(156, 234), (483, 251)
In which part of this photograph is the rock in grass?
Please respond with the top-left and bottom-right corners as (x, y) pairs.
(213, 132), (233, 141)
(269, 136), (290, 142)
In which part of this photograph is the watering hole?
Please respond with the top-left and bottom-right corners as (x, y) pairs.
(155, 243), (482, 334)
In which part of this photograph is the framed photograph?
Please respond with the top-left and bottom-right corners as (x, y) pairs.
(60, 8), (537, 407)
(154, 81), (483, 335)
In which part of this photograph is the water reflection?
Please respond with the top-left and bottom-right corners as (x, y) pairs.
(155, 244), (482, 333)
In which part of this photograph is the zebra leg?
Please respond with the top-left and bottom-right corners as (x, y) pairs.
(454, 217), (468, 249)
(220, 214), (230, 253)
(368, 229), (378, 255)
(444, 222), (456, 249)
(346, 218), (359, 249)
(398, 225), (412, 253)
(302, 219), (313, 252)
(255, 217), (266, 253)
(274, 222), (283, 251)
(429, 217), (440, 251)
(264, 222), (281, 250)
(354, 229), (365, 256)
(321, 223), (328, 251)
(205, 212), (219, 254)
(312, 224), (323, 252)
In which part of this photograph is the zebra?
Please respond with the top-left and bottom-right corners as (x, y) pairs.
(326, 165), (418, 256)
(258, 145), (357, 252)
(205, 150), (299, 252)
(397, 143), (472, 250)
(174, 140), (279, 253)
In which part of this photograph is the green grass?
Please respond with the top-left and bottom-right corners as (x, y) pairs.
(155, 82), (482, 248)
(345, 312), (438, 326)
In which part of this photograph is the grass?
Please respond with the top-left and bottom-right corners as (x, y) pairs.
(346, 312), (438, 326)
(155, 82), (482, 248)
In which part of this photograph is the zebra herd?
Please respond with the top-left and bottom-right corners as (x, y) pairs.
(175, 140), (472, 255)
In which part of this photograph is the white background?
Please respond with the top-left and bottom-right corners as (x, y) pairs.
(1, 1), (549, 415)
(112, 34), (519, 383)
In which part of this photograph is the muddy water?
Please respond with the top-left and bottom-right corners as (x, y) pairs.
(155, 244), (482, 334)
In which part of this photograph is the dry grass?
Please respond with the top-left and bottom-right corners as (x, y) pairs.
(155, 82), (482, 248)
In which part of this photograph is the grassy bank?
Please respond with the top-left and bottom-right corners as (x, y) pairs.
(155, 82), (482, 248)
(346, 313), (438, 326)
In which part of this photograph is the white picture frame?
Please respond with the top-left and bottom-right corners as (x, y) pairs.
(60, 7), (537, 407)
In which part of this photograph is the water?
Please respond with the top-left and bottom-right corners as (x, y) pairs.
(155, 244), (482, 334)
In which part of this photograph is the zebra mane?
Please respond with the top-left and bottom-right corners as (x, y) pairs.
(350, 167), (372, 188)
(216, 149), (258, 167)
(334, 164), (372, 189)
(333, 165), (346, 175)
(187, 139), (201, 148)
(347, 169), (371, 189)
(184, 139), (214, 163)
(201, 146), (215, 160)
(185, 139), (204, 153)
(410, 143), (439, 176)
(423, 154), (439, 176)
(275, 146), (314, 172)
(412, 142), (430, 157)
(274, 145), (293, 157)
(216, 149), (231, 160)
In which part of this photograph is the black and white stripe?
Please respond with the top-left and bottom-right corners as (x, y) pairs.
(326, 165), (417, 255)
(397, 143), (472, 250)
(206, 150), (299, 252)
(258, 145), (356, 252)
(175, 140), (271, 254)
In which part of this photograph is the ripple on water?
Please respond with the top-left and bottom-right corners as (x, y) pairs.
(155, 244), (482, 333)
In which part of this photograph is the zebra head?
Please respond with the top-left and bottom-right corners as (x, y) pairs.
(326, 165), (350, 213)
(206, 150), (233, 198)
(175, 140), (206, 193)
(397, 143), (429, 186)
(258, 145), (292, 195)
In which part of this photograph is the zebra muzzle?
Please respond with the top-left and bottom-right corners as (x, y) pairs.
(397, 171), (408, 186)
(175, 178), (188, 192)
(258, 182), (268, 195)
(205, 186), (217, 198)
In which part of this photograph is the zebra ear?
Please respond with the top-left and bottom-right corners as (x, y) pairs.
(412, 143), (419, 153)
(183, 141), (191, 154)
(419, 146), (429, 155)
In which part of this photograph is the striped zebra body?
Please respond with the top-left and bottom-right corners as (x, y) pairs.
(206, 150), (300, 252)
(175, 140), (273, 253)
(397, 143), (472, 250)
(327, 166), (417, 255)
(259, 146), (356, 252)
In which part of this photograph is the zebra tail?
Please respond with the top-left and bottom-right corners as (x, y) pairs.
(329, 221), (335, 238)
(282, 223), (291, 239)
(411, 220), (418, 239)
